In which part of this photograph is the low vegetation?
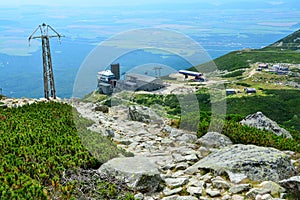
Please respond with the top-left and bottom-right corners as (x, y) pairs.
(131, 90), (300, 152)
(0, 102), (134, 199)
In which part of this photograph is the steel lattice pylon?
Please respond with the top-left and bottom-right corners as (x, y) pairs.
(28, 23), (63, 99)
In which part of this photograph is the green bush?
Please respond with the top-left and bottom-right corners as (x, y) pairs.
(0, 102), (133, 199)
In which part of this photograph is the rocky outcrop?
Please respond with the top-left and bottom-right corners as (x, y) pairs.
(98, 156), (162, 192)
(94, 105), (109, 113)
(128, 105), (163, 124)
(196, 132), (232, 148)
(185, 144), (297, 183)
(240, 111), (292, 138)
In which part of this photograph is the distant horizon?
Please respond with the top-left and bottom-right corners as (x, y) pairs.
(0, 0), (299, 98)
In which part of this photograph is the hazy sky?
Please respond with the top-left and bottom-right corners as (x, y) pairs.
(0, 0), (299, 55)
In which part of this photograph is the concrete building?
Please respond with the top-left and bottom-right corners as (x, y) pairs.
(118, 73), (164, 91)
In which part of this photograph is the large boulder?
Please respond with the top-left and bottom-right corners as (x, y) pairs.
(98, 156), (162, 192)
(240, 112), (292, 138)
(185, 144), (297, 183)
(128, 105), (163, 124)
(197, 132), (232, 148)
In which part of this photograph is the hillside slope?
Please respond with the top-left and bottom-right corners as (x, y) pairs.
(191, 29), (300, 72)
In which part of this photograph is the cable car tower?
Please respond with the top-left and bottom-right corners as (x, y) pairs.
(28, 23), (63, 99)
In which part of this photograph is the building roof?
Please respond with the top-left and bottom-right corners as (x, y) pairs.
(126, 73), (158, 83)
(98, 70), (115, 77)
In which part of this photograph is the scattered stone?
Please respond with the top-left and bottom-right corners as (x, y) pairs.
(240, 111), (292, 138)
(198, 146), (210, 157)
(163, 187), (183, 196)
(229, 184), (251, 194)
(98, 157), (161, 192)
(170, 129), (184, 138)
(94, 105), (109, 113)
(128, 105), (163, 124)
(255, 193), (273, 200)
(260, 181), (286, 196)
(186, 144), (297, 182)
(232, 194), (245, 200)
(184, 154), (198, 162)
(197, 132), (232, 148)
(212, 178), (231, 189)
(187, 186), (203, 195)
(134, 192), (144, 200)
(165, 177), (188, 189)
(222, 194), (232, 200)
(177, 196), (199, 200)
(245, 188), (271, 199)
(161, 195), (179, 200)
(175, 162), (189, 170)
(278, 176), (300, 197)
(206, 188), (221, 197)
(176, 134), (197, 143)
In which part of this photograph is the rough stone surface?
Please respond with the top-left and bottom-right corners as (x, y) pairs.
(128, 105), (163, 124)
(186, 144), (297, 182)
(240, 111), (292, 138)
(260, 181), (286, 195)
(245, 188), (271, 199)
(94, 105), (109, 113)
(187, 186), (203, 195)
(278, 176), (300, 196)
(206, 188), (221, 197)
(165, 177), (188, 189)
(68, 100), (300, 200)
(229, 184), (251, 194)
(98, 157), (161, 192)
(197, 132), (232, 148)
(163, 187), (183, 196)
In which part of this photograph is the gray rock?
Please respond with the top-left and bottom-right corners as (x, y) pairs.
(176, 134), (197, 143)
(94, 105), (109, 113)
(177, 196), (199, 200)
(260, 181), (286, 196)
(197, 132), (232, 148)
(170, 129), (184, 138)
(175, 162), (189, 170)
(232, 195), (245, 200)
(161, 196), (198, 200)
(222, 194), (232, 200)
(229, 184), (251, 194)
(184, 154), (198, 162)
(206, 188), (221, 197)
(212, 179), (231, 189)
(240, 112), (292, 138)
(134, 193), (144, 200)
(165, 177), (188, 188)
(98, 156), (161, 192)
(187, 186), (203, 195)
(278, 176), (300, 196)
(245, 188), (271, 199)
(102, 128), (115, 137)
(163, 187), (183, 196)
(161, 195), (179, 200)
(128, 105), (163, 124)
(256, 194), (273, 200)
(185, 144), (297, 183)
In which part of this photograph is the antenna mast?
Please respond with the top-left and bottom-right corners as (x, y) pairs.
(28, 23), (63, 99)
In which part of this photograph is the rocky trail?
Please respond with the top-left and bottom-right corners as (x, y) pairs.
(72, 100), (300, 200)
